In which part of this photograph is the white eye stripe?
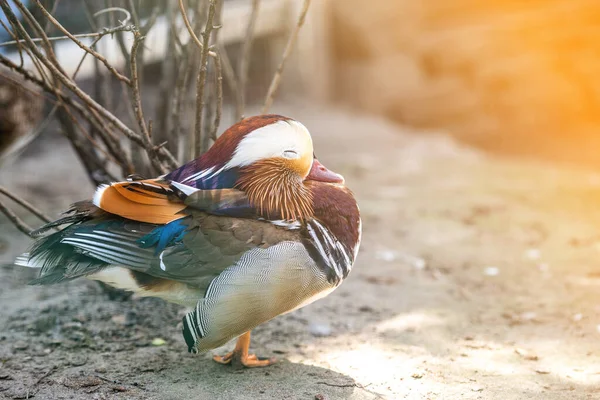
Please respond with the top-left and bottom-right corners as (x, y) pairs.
(283, 150), (299, 159)
(224, 120), (313, 169)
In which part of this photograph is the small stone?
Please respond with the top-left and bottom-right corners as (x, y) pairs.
(411, 372), (423, 379)
(573, 313), (583, 322)
(535, 369), (550, 374)
(12, 341), (28, 351)
(111, 315), (126, 325)
(95, 366), (107, 373)
(376, 250), (396, 262)
(315, 395), (327, 400)
(309, 323), (332, 337)
(69, 355), (88, 366)
(520, 312), (537, 322)
(483, 267), (499, 276)
(471, 386), (484, 392)
(514, 348), (538, 361)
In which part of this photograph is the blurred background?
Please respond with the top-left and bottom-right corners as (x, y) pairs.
(330, 0), (600, 167)
(2, 1), (600, 399)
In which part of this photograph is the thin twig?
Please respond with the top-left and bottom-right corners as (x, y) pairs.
(0, 16), (24, 67)
(0, 198), (33, 237)
(154, 0), (177, 155)
(209, 50), (222, 141)
(129, 29), (150, 141)
(0, 186), (53, 224)
(262, 0), (311, 113)
(1, 4), (177, 171)
(217, 39), (237, 96)
(178, 0), (203, 50)
(193, 0), (217, 158)
(237, 0), (260, 121)
(31, 0), (132, 85)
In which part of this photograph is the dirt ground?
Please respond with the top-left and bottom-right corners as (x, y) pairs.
(1, 103), (600, 399)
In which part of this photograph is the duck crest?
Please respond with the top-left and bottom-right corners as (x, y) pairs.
(165, 115), (291, 188)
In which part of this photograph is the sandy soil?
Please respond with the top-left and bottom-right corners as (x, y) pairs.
(1, 104), (600, 399)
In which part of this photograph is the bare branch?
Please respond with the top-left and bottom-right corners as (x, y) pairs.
(209, 50), (223, 142)
(178, 0), (203, 50)
(129, 29), (150, 142)
(0, 186), (53, 224)
(237, 0), (260, 121)
(262, 0), (311, 113)
(31, 0), (132, 85)
(0, 198), (34, 237)
(193, 0), (218, 158)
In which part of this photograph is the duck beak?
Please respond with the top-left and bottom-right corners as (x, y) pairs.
(306, 159), (345, 184)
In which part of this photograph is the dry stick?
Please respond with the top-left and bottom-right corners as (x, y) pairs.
(129, 30), (150, 143)
(237, 0), (260, 121)
(174, 0), (205, 163)
(0, 54), (122, 169)
(31, 0), (132, 85)
(193, 0), (217, 158)
(27, 4), (130, 177)
(11, 0), (107, 183)
(0, 186), (53, 224)
(42, 0), (61, 34)
(1, 3), (178, 170)
(262, 0), (311, 113)
(129, 29), (165, 175)
(154, 1), (177, 155)
(0, 17), (24, 67)
(170, 46), (193, 164)
(209, 50), (223, 142)
(11, 0), (65, 81)
(201, 0), (223, 152)
(0, 198), (34, 237)
(178, 0), (203, 50)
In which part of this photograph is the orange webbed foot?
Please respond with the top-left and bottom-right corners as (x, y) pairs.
(212, 331), (276, 368)
(212, 352), (276, 368)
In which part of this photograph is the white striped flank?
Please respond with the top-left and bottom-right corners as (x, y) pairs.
(306, 219), (353, 282)
(267, 219), (302, 230)
(183, 240), (335, 352)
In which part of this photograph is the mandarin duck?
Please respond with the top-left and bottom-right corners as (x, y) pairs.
(17, 115), (361, 367)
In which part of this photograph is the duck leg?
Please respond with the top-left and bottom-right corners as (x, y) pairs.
(212, 331), (275, 368)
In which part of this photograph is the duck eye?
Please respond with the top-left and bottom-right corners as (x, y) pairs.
(283, 150), (299, 159)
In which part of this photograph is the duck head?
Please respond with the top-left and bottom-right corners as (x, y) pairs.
(167, 115), (344, 220)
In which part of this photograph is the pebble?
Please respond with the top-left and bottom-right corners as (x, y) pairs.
(309, 323), (332, 337)
(483, 267), (499, 276)
(376, 250), (397, 262)
(12, 341), (28, 351)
